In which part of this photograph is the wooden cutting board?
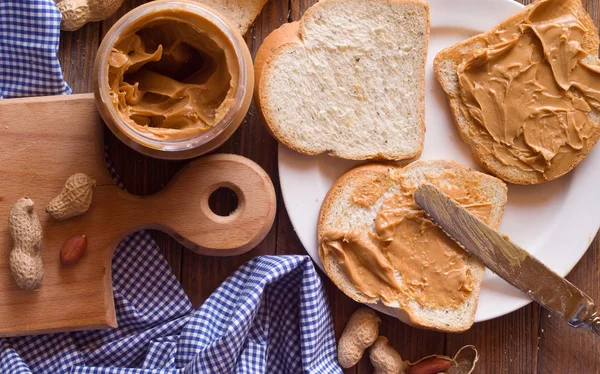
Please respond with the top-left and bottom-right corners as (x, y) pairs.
(0, 94), (276, 337)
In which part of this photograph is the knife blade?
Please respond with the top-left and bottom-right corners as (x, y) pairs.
(414, 183), (600, 336)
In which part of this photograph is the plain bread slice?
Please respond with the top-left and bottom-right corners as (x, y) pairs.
(255, 0), (429, 161)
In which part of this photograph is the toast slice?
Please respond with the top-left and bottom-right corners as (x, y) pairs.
(200, 0), (268, 35)
(434, 0), (600, 184)
(318, 160), (507, 331)
(254, 0), (429, 161)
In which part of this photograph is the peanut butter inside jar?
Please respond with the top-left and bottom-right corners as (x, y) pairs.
(94, 1), (253, 159)
(109, 18), (236, 140)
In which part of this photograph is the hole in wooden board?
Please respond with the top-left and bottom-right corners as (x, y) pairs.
(208, 187), (239, 217)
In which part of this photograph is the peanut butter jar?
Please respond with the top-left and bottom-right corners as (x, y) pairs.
(94, 0), (253, 159)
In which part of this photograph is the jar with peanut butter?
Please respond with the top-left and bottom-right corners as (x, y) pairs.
(94, 0), (253, 159)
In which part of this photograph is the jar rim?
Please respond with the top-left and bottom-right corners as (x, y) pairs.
(95, 0), (250, 156)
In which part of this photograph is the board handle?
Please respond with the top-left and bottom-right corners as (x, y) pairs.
(134, 154), (276, 256)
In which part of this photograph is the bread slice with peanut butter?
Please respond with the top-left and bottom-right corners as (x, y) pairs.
(434, 0), (600, 184)
(318, 160), (507, 332)
(254, 0), (429, 161)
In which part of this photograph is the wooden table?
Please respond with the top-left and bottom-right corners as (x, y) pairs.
(57, 0), (600, 372)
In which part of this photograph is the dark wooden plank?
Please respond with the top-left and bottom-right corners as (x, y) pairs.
(536, 235), (600, 374)
(445, 304), (541, 373)
(57, 24), (99, 93)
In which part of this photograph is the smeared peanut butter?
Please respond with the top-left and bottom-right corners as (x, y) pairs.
(457, 0), (600, 180)
(351, 174), (394, 208)
(320, 169), (494, 310)
(320, 229), (403, 303)
(108, 15), (238, 140)
(375, 172), (492, 309)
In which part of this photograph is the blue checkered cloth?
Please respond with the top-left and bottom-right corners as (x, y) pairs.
(1, 247), (340, 373)
(0, 0), (72, 97)
(0, 1), (342, 373)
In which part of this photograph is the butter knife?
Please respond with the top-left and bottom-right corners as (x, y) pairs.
(414, 184), (600, 336)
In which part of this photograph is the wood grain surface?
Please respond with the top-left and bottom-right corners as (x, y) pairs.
(55, 0), (600, 372)
(0, 95), (276, 336)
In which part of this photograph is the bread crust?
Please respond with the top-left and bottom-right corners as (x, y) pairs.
(254, 0), (430, 161)
(254, 22), (301, 111)
(433, 0), (600, 185)
(317, 160), (507, 332)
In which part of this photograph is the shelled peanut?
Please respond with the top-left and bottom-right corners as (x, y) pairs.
(60, 234), (88, 265)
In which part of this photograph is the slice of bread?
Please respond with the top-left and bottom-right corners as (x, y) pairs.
(254, 0), (429, 161)
(200, 0), (269, 35)
(318, 160), (507, 331)
(434, 0), (600, 184)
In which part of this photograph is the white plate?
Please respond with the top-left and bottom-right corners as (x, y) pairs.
(278, 0), (600, 322)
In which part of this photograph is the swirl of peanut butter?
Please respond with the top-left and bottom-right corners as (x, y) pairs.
(320, 229), (403, 304)
(457, 0), (600, 180)
(108, 17), (237, 140)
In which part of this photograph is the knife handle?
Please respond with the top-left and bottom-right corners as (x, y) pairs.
(583, 311), (600, 337)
